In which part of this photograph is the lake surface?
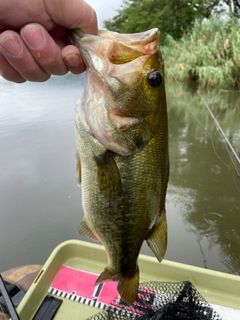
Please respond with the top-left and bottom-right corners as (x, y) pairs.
(0, 74), (239, 275)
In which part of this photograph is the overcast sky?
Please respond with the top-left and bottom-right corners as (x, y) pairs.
(86, 0), (123, 28)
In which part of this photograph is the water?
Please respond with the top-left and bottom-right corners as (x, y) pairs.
(0, 74), (239, 275)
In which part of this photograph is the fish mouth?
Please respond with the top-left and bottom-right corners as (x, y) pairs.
(71, 28), (159, 46)
(70, 28), (160, 72)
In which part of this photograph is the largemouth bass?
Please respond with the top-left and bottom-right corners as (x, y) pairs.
(71, 28), (169, 304)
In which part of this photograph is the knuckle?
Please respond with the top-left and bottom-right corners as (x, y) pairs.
(18, 61), (50, 82)
(0, 61), (24, 83)
(0, 68), (25, 83)
(37, 73), (51, 82)
(24, 70), (51, 82)
(14, 78), (26, 83)
(40, 57), (67, 75)
(40, 55), (56, 68)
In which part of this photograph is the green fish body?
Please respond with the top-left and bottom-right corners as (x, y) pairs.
(72, 28), (169, 304)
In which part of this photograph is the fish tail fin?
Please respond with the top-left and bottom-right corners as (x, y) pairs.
(147, 210), (168, 262)
(118, 267), (139, 304)
(96, 267), (139, 304)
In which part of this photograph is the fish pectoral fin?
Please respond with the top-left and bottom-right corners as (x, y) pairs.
(117, 267), (139, 304)
(94, 151), (122, 199)
(146, 210), (167, 262)
(96, 267), (139, 305)
(76, 152), (81, 186)
(78, 220), (99, 242)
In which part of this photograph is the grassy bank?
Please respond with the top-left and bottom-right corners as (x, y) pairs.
(162, 17), (240, 88)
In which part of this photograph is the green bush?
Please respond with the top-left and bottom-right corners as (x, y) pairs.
(162, 17), (240, 88)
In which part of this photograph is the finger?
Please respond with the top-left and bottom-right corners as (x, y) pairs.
(20, 23), (69, 76)
(62, 45), (86, 74)
(0, 52), (26, 83)
(44, 0), (98, 34)
(0, 30), (50, 82)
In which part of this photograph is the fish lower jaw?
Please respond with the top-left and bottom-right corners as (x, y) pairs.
(109, 111), (143, 130)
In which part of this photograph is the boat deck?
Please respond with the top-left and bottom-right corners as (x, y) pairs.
(15, 240), (240, 319)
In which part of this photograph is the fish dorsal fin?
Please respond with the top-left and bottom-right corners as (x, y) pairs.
(146, 211), (167, 262)
(78, 220), (99, 242)
(76, 152), (81, 186)
(94, 151), (122, 198)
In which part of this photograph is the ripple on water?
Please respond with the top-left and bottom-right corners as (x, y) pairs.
(167, 184), (196, 212)
(203, 212), (223, 226)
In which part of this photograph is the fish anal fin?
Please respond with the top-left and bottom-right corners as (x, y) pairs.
(95, 267), (115, 285)
(76, 152), (81, 186)
(78, 220), (99, 242)
(118, 267), (139, 304)
(96, 267), (139, 304)
(146, 210), (168, 262)
(94, 151), (122, 199)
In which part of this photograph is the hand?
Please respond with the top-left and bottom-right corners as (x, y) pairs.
(0, 0), (98, 83)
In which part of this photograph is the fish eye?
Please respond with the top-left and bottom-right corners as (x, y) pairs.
(148, 71), (162, 88)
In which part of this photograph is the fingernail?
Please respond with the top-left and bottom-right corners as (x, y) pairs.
(21, 24), (45, 50)
(0, 36), (23, 58)
(64, 53), (81, 67)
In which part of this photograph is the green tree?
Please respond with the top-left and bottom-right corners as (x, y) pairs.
(223, 0), (240, 16)
(104, 0), (213, 43)
(104, 0), (240, 43)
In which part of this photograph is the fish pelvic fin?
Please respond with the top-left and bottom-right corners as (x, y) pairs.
(96, 266), (139, 305)
(146, 210), (168, 262)
(94, 151), (122, 199)
(78, 220), (99, 242)
(75, 152), (81, 186)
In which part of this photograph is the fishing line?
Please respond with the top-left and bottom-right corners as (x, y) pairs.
(170, 73), (240, 193)
(197, 91), (240, 177)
